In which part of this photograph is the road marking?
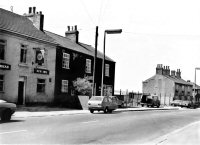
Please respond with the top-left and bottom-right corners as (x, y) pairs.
(82, 120), (98, 124)
(0, 130), (27, 135)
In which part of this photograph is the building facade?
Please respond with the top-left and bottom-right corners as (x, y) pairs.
(0, 7), (116, 107)
(0, 7), (57, 105)
(142, 64), (193, 105)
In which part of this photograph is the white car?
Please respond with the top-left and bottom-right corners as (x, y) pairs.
(0, 100), (16, 121)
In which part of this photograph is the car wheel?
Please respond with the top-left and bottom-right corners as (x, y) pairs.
(1, 109), (12, 121)
(104, 107), (108, 113)
(157, 105), (160, 108)
(90, 110), (94, 113)
(108, 109), (113, 113)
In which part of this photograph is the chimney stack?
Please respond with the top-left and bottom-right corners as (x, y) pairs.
(171, 70), (176, 77)
(176, 69), (181, 79)
(24, 7), (44, 31)
(65, 25), (79, 43)
(156, 64), (163, 75)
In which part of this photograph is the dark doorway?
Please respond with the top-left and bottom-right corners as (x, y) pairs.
(18, 81), (24, 105)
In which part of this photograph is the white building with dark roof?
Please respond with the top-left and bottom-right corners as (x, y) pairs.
(142, 64), (193, 105)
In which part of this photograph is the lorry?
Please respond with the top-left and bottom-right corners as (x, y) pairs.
(140, 94), (160, 108)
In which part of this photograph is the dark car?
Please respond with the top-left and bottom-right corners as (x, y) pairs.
(88, 96), (118, 113)
(110, 96), (124, 108)
(0, 99), (16, 121)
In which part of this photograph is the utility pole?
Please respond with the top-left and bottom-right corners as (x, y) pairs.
(92, 26), (98, 96)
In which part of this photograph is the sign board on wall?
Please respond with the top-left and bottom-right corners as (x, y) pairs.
(0, 62), (11, 70)
(34, 68), (49, 75)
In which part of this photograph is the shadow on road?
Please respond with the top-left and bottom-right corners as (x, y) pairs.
(0, 119), (24, 124)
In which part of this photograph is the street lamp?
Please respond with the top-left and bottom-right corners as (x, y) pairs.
(101, 29), (122, 96)
(194, 67), (200, 102)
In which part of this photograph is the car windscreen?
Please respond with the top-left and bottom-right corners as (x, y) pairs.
(90, 96), (103, 101)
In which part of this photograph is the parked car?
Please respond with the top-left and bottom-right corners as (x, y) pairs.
(180, 100), (191, 107)
(140, 94), (160, 108)
(0, 99), (16, 121)
(170, 100), (182, 107)
(110, 96), (124, 108)
(88, 96), (118, 113)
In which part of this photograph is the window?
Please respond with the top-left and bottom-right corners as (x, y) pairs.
(105, 64), (110, 77)
(61, 80), (68, 93)
(20, 44), (27, 63)
(62, 53), (70, 69)
(85, 59), (91, 73)
(0, 39), (6, 60)
(0, 75), (4, 92)
(37, 79), (45, 93)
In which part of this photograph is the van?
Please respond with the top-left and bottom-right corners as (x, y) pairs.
(140, 94), (160, 108)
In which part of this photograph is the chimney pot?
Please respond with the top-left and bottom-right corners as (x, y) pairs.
(67, 26), (70, 31)
(29, 7), (32, 14)
(33, 7), (36, 14)
(75, 25), (77, 31)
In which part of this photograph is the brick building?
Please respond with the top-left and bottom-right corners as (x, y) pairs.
(0, 8), (57, 105)
(142, 64), (193, 105)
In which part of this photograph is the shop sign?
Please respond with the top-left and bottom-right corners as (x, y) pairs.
(0, 62), (11, 70)
(34, 68), (49, 75)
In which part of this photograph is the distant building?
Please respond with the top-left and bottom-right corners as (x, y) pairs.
(142, 64), (193, 105)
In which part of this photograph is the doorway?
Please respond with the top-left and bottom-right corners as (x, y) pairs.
(18, 77), (26, 105)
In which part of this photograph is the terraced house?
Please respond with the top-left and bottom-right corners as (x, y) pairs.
(0, 7), (116, 107)
(142, 64), (193, 105)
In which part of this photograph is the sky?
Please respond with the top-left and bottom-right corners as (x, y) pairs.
(1, 0), (200, 92)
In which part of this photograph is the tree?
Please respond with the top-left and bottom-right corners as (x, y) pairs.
(73, 77), (92, 96)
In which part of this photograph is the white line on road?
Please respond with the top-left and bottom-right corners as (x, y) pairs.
(0, 130), (27, 135)
(82, 120), (98, 124)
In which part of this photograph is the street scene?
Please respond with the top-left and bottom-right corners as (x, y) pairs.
(1, 0), (200, 145)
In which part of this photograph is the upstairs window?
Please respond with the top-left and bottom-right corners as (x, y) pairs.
(0, 75), (4, 92)
(20, 44), (27, 63)
(37, 79), (45, 93)
(0, 39), (6, 60)
(105, 64), (110, 77)
(62, 53), (70, 69)
(85, 59), (91, 73)
(61, 80), (68, 93)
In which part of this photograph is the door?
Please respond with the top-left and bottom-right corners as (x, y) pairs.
(18, 81), (24, 105)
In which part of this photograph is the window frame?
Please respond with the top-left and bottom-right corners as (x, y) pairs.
(0, 74), (4, 92)
(62, 53), (70, 69)
(85, 59), (92, 73)
(105, 64), (110, 77)
(37, 78), (46, 93)
(0, 39), (6, 60)
(20, 44), (28, 64)
(61, 80), (68, 93)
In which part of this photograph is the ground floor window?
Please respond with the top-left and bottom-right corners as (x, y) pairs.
(61, 80), (68, 93)
(37, 79), (45, 93)
(0, 75), (4, 92)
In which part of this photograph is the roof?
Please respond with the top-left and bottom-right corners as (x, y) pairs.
(143, 74), (192, 86)
(45, 30), (115, 62)
(0, 8), (56, 44)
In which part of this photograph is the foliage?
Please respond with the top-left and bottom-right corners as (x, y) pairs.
(73, 77), (92, 96)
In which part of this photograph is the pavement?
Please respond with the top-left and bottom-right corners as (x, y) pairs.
(12, 106), (200, 145)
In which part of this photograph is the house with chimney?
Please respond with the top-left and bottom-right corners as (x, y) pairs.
(0, 7), (116, 107)
(142, 64), (193, 105)
(0, 7), (57, 105)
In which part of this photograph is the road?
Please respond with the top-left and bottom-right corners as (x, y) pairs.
(0, 109), (200, 144)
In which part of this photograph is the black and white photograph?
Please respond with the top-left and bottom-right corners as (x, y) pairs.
(1, 0), (200, 144)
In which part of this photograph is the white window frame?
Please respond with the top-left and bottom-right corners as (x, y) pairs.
(105, 64), (110, 77)
(37, 79), (46, 93)
(0, 39), (6, 60)
(85, 59), (91, 73)
(61, 80), (68, 93)
(0, 75), (4, 92)
(20, 44), (27, 64)
(62, 53), (70, 69)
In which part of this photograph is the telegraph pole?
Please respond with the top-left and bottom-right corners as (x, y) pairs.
(92, 26), (98, 96)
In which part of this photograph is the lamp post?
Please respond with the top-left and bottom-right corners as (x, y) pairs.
(194, 67), (200, 102)
(101, 29), (122, 96)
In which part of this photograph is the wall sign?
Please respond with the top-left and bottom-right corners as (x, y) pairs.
(0, 63), (11, 70)
(34, 68), (49, 75)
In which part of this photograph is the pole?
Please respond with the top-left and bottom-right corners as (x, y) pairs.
(92, 26), (98, 96)
(101, 31), (106, 96)
(194, 68), (196, 103)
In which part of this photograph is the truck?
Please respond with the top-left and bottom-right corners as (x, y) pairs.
(140, 94), (160, 108)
